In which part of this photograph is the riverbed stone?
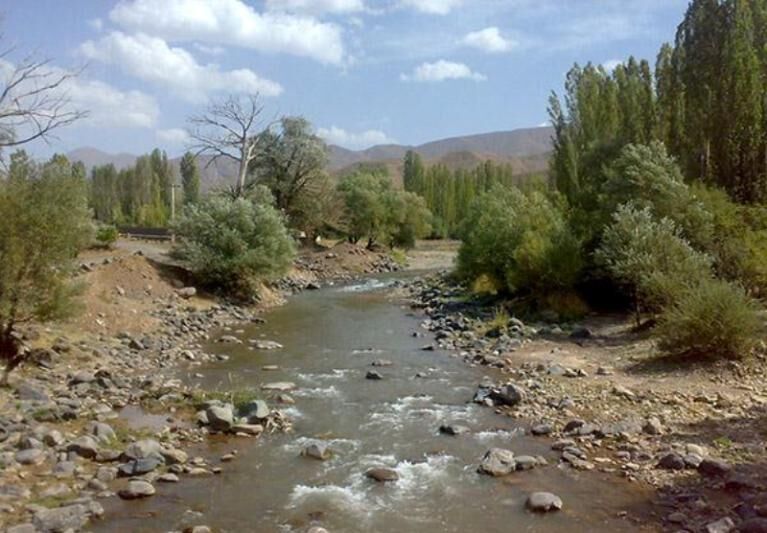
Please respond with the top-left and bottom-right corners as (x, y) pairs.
(160, 447), (188, 465)
(488, 384), (525, 407)
(705, 517), (735, 533)
(231, 423), (263, 436)
(366, 467), (399, 482)
(699, 458), (732, 477)
(262, 382), (296, 392)
(205, 405), (234, 432)
(118, 456), (162, 476)
(478, 448), (516, 476)
(123, 439), (162, 460)
(302, 442), (332, 461)
(365, 370), (383, 380)
(33, 503), (89, 532)
(86, 421), (116, 444)
(118, 480), (156, 499)
(6, 523), (36, 533)
(439, 424), (470, 436)
(249, 340), (283, 350)
(67, 436), (99, 459)
(15, 448), (45, 465)
(658, 452), (686, 470)
(526, 492), (563, 512)
(242, 400), (270, 421)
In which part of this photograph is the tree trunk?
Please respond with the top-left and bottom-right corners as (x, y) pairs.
(0, 329), (22, 387)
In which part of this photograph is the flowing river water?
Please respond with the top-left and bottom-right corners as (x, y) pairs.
(97, 275), (653, 532)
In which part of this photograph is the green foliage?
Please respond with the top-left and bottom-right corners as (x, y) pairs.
(93, 224), (119, 249)
(172, 195), (296, 297)
(0, 154), (92, 376)
(595, 204), (712, 318)
(403, 154), (515, 238)
(337, 171), (432, 249)
(656, 278), (760, 359)
(88, 148), (175, 226)
(457, 186), (583, 299)
(180, 151), (201, 205)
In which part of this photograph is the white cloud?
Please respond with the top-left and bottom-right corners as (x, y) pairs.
(88, 18), (103, 31)
(401, 60), (486, 82)
(461, 27), (516, 53)
(399, 0), (462, 15)
(0, 59), (159, 130)
(109, 0), (346, 65)
(156, 128), (189, 145)
(317, 126), (396, 149)
(265, 0), (365, 14)
(193, 43), (226, 56)
(80, 32), (283, 102)
(601, 59), (623, 72)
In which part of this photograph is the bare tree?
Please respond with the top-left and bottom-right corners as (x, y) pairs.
(187, 94), (267, 197)
(0, 46), (87, 153)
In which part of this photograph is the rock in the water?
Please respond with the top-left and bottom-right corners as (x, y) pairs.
(488, 384), (525, 407)
(478, 448), (516, 476)
(302, 442), (332, 461)
(526, 492), (563, 512)
(160, 447), (188, 465)
(366, 467), (399, 482)
(231, 424), (263, 436)
(365, 370), (383, 380)
(531, 424), (553, 436)
(242, 399), (269, 421)
(439, 424), (470, 436)
(261, 382), (296, 392)
(249, 340), (283, 350)
(118, 457), (162, 476)
(371, 359), (393, 367)
(514, 455), (539, 471)
(118, 480), (156, 499)
(205, 404), (234, 432)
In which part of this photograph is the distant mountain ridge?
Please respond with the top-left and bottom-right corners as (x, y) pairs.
(67, 126), (554, 187)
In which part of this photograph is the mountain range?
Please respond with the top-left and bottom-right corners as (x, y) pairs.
(67, 126), (554, 187)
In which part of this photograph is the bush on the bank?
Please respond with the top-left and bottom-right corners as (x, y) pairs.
(595, 204), (712, 321)
(656, 278), (760, 359)
(93, 224), (119, 249)
(457, 186), (582, 298)
(172, 194), (296, 297)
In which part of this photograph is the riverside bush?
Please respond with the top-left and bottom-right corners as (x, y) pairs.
(457, 186), (582, 298)
(172, 195), (296, 297)
(656, 278), (760, 359)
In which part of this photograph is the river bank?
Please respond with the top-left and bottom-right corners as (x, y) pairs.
(0, 239), (400, 533)
(404, 272), (767, 533)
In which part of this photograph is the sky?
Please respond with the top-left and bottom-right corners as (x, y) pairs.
(1, 0), (690, 158)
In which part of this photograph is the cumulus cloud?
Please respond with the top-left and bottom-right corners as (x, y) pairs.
(80, 32), (283, 102)
(109, 0), (346, 65)
(461, 27), (516, 53)
(265, 0), (365, 14)
(0, 59), (159, 129)
(156, 128), (190, 145)
(399, 0), (462, 15)
(317, 126), (396, 149)
(400, 60), (486, 82)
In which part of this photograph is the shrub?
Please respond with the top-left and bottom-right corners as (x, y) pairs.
(93, 224), (119, 249)
(656, 278), (761, 359)
(0, 155), (92, 383)
(457, 186), (583, 299)
(172, 195), (296, 297)
(595, 204), (712, 323)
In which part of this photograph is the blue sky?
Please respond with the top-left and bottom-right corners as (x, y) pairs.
(2, 0), (689, 157)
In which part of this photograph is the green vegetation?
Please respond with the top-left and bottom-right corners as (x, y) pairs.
(93, 224), (119, 249)
(180, 151), (201, 206)
(172, 191), (296, 298)
(0, 154), (92, 383)
(337, 170), (432, 249)
(403, 150), (517, 238)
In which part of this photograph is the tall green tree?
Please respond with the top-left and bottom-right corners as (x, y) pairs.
(180, 152), (201, 205)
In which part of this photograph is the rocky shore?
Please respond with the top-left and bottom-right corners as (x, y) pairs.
(0, 243), (400, 533)
(405, 273), (767, 533)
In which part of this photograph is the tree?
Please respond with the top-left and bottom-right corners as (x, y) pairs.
(188, 94), (266, 197)
(0, 46), (87, 157)
(250, 116), (329, 227)
(0, 156), (92, 384)
(180, 152), (200, 205)
(172, 194), (296, 298)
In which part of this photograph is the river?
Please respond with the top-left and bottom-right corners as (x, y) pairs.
(96, 275), (653, 532)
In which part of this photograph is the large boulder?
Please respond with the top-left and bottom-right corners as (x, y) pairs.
(478, 448), (516, 476)
(205, 404), (234, 432)
(67, 436), (100, 459)
(365, 467), (399, 482)
(118, 480), (156, 499)
(33, 504), (89, 532)
(86, 422), (116, 444)
(526, 492), (563, 512)
(241, 400), (269, 422)
(302, 442), (332, 461)
(488, 384), (526, 407)
(123, 439), (162, 461)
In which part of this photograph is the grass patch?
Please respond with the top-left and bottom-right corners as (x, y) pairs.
(390, 248), (408, 267)
(189, 387), (262, 412)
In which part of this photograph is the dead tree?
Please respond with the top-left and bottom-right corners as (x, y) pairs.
(187, 94), (266, 197)
(0, 46), (87, 154)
